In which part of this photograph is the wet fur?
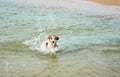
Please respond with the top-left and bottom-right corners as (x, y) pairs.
(40, 35), (59, 54)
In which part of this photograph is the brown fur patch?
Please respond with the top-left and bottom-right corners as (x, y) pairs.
(48, 35), (59, 40)
(46, 42), (48, 47)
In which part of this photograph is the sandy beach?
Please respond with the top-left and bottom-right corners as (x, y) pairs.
(91, 0), (120, 6)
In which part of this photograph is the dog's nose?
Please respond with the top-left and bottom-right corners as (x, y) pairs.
(52, 41), (54, 43)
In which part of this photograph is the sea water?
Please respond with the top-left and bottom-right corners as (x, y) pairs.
(0, 0), (120, 77)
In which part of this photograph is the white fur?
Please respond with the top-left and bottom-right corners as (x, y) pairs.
(40, 36), (59, 54)
(40, 35), (59, 54)
(40, 40), (59, 54)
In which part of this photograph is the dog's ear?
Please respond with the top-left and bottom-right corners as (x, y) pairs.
(56, 36), (59, 40)
(48, 36), (51, 40)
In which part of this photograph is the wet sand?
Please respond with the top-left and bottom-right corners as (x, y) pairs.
(91, 0), (120, 6)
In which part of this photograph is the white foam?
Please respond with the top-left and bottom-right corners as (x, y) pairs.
(23, 33), (45, 51)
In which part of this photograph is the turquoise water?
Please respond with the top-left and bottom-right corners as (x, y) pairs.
(0, 1), (120, 77)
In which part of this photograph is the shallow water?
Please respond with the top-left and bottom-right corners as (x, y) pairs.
(0, 0), (120, 77)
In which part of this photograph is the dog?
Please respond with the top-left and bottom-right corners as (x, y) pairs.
(40, 35), (59, 54)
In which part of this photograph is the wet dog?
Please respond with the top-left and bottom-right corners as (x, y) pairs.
(40, 35), (59, 54)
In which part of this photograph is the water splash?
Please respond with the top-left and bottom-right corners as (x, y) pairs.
(23, 12), (59, 54)
(23, 33), (47, 51)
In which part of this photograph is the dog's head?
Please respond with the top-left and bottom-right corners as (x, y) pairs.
(48, 35), (59, 44)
